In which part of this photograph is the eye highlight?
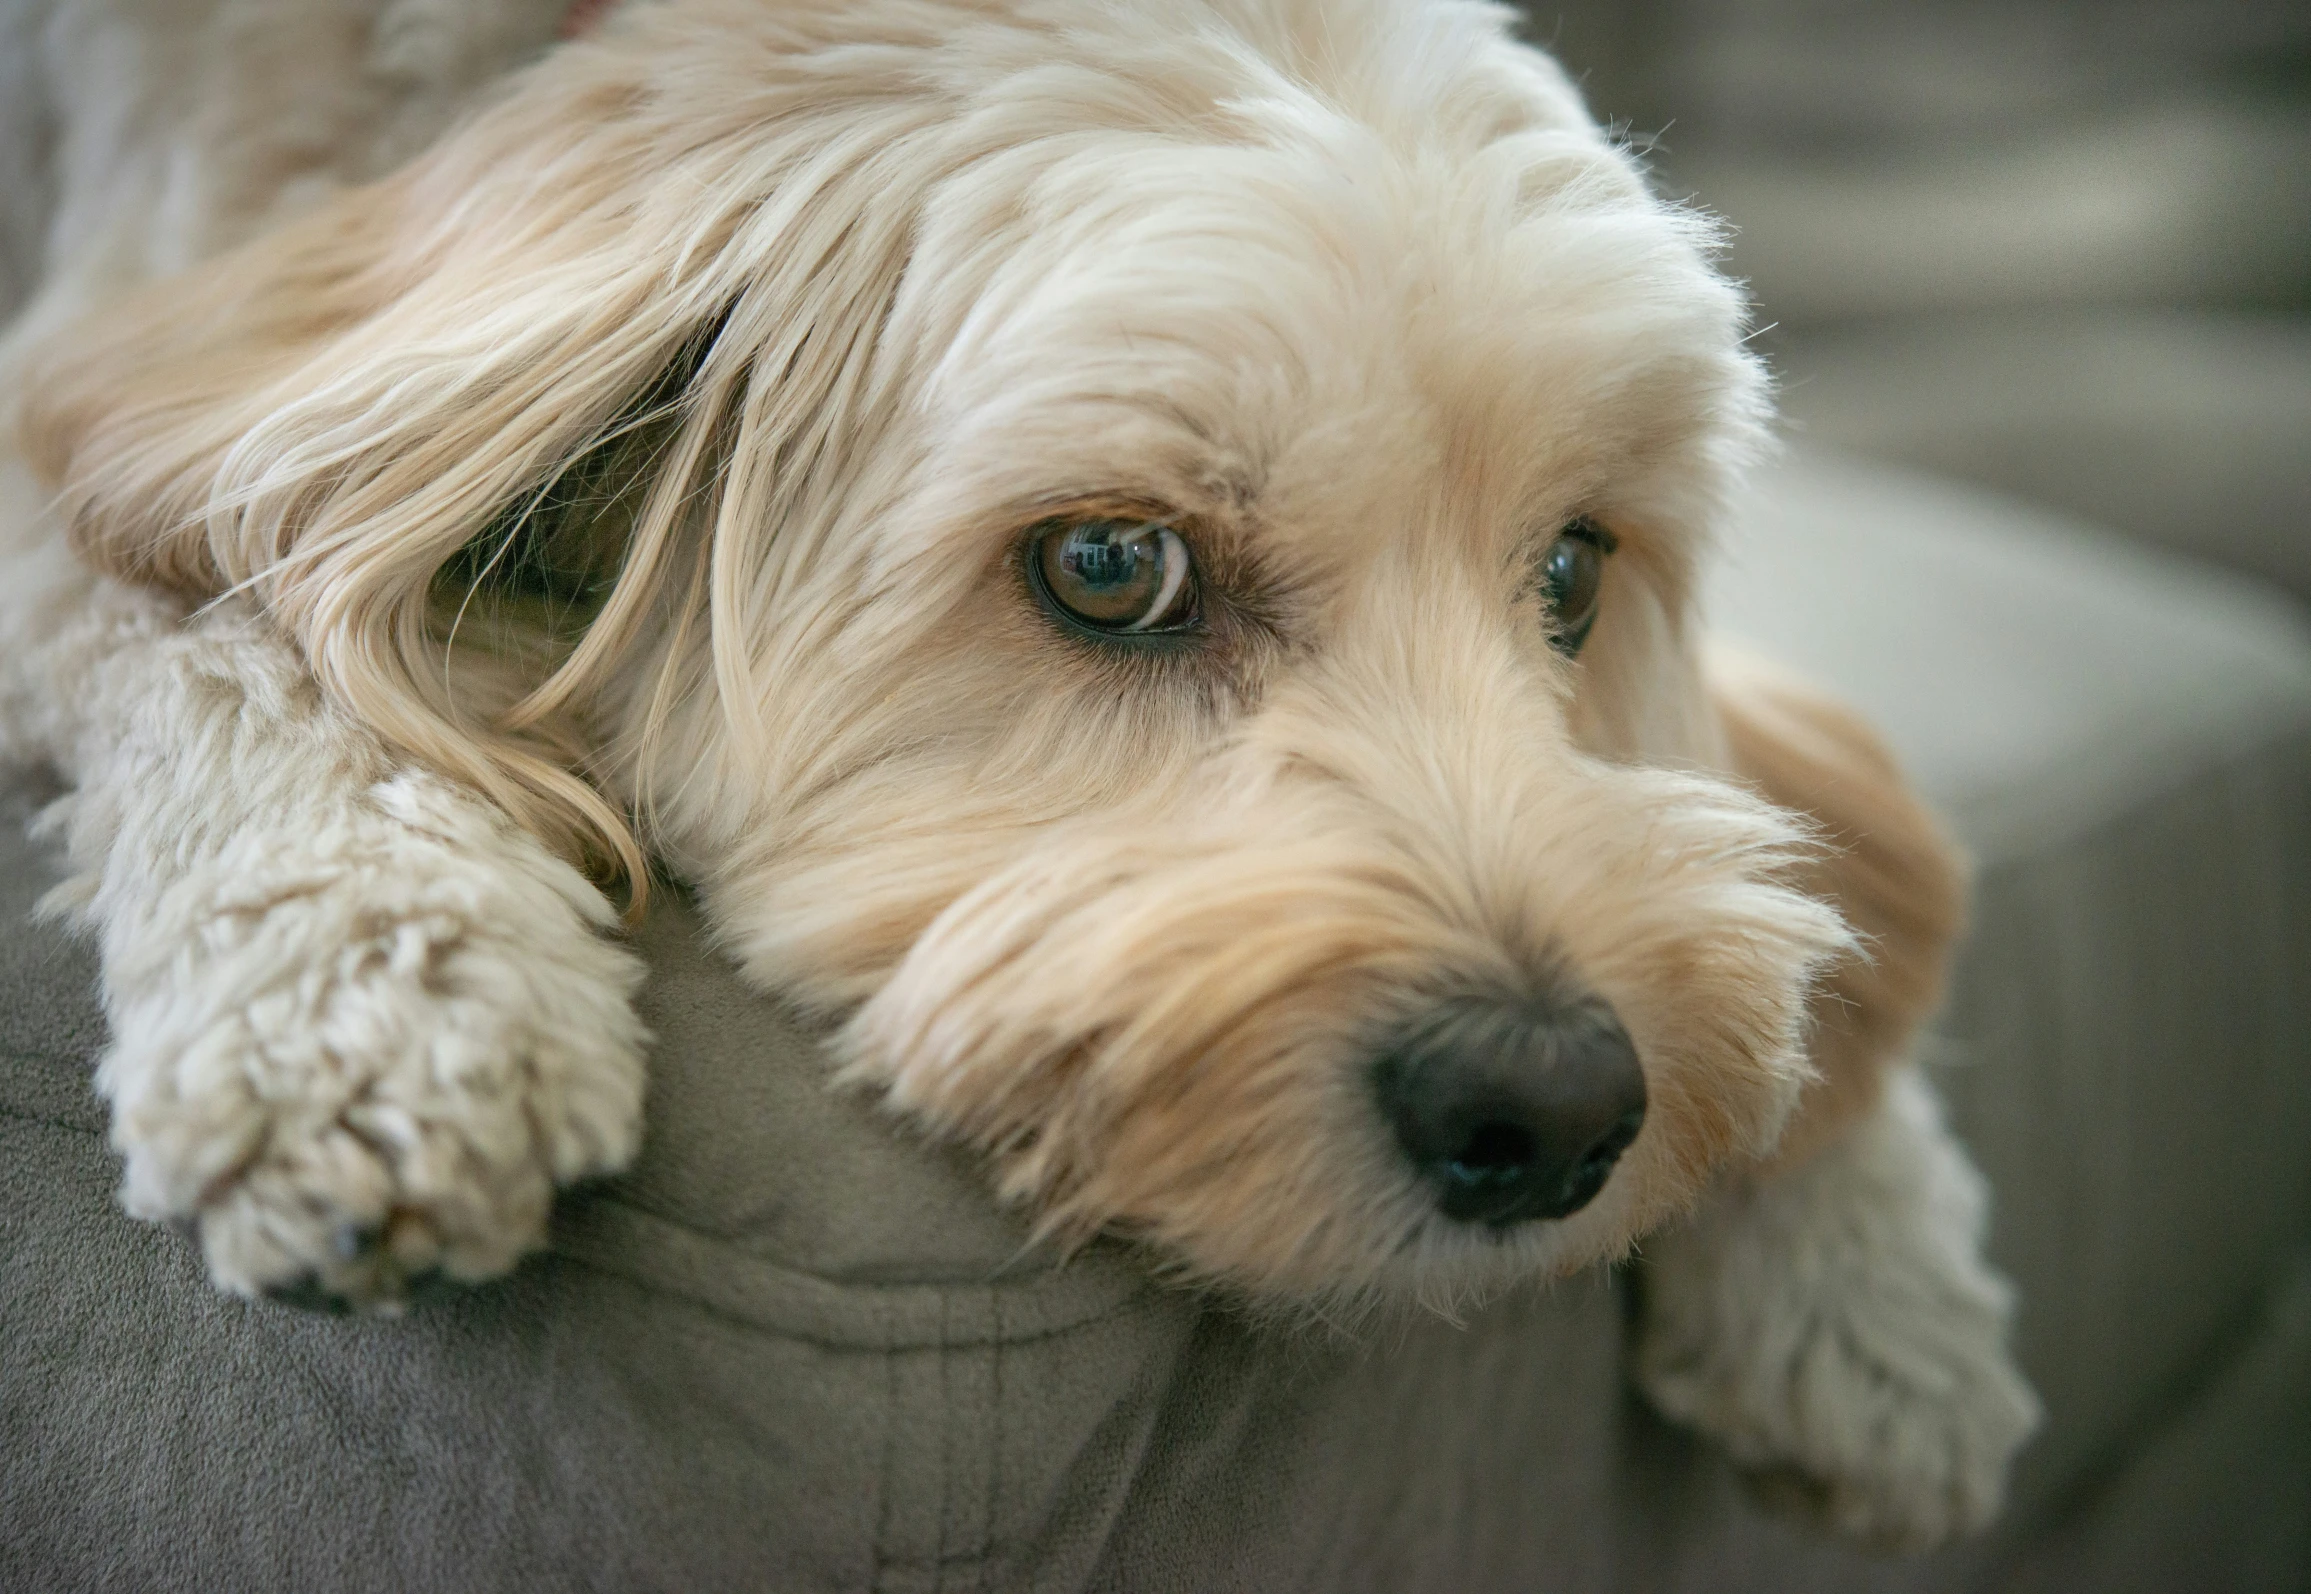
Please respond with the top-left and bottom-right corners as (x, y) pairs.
(1534, 516), (1617, 657)
(1028, 517), (1201, 635)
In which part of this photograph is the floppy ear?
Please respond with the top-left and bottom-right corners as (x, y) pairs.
(18, 21), (929, 888)
(1704, 645), (1969, 1172)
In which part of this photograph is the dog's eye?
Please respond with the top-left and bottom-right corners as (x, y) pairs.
(1535, 517), (1616, 657)
(1029, 518), (1200, 634)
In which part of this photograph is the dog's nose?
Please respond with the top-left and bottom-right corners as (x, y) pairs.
(1372, 993), (1646, 1227)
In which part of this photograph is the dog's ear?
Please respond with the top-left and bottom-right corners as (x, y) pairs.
(1704, 646), (1969, 1172)
(19, 30), (923, 885)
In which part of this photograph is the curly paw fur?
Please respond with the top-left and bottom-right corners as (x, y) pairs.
(83, 771), (647, 1307)
(1635, 1071), (2041, 1550)
(8, 592), (651, 1310)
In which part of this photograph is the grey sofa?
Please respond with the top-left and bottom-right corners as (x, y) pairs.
(7, 446), (2308, 1592)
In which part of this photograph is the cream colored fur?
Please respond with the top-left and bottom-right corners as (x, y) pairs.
(0, 0), (2034, 1545)
(1637, 1071), (2043, 1551)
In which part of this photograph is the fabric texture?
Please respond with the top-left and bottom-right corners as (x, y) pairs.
(5, 452), (2309, 1590)
(1768, 312), (2311, 603)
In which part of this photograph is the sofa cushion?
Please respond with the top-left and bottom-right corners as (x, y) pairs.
(1714, 453), (2311, 1517)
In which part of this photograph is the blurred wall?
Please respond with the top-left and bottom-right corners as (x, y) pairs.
(1521, 0), (2311, 596)
(0, 0), (60, 327)
(1529, 0), (2311, 319)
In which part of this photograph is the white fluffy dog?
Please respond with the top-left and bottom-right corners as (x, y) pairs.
(0, 0), (2037, 1548)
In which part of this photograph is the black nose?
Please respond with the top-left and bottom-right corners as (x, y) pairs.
(1372, 993), (1647, 1228)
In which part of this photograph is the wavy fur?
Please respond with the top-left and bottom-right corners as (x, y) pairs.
(1, 0), (2031, 1545)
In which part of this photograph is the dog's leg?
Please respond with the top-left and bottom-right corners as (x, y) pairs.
(3, 485), (646, 1307)
(1633, 1067), (2040, 1550)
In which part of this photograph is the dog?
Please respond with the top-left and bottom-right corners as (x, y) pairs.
(0, 0), (2038, 1549)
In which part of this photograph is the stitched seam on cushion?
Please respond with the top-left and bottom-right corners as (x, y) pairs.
(581, 1186), (1068, 1277)
(938, 1296), (954, 1581)
(548, 1242), (1157, 1353)
(872, 1322), (901, 1593)
(947, 1298), (997, 1593)
(552, 1195), (1154, 1346)
(869, 1306), (1004, 1594)
(986, 1290), (1004, 1594)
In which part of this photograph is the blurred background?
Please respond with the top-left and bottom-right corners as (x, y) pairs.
(1517, 0), (2311, 601)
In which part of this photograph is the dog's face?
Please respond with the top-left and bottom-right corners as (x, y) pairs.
(32, 0), (1869, 1307)
(706, 78), (1853, 1303)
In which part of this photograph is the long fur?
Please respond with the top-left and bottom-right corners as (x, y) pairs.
(0, 0), (2034, 1545)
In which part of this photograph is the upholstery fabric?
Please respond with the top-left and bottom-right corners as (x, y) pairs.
(1714, 456), (2311, 1524)
(5, 453), (2309, 1590)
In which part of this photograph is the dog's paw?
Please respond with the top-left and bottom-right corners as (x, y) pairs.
(1633, 1071), (2041, 1551)
(94, 773), (648, 1310)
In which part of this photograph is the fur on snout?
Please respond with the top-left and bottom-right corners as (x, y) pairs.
(845, 604), (1854, 1308)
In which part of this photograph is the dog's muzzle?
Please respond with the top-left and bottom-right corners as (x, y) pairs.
(1372, 991), (1646, 1227)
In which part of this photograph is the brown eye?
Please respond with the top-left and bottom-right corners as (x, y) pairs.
(1536, 517), (1616, 656)
(1030, 518), (1200, 634)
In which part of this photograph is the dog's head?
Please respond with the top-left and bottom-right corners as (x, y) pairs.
(26, 0), (1958, 1307)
